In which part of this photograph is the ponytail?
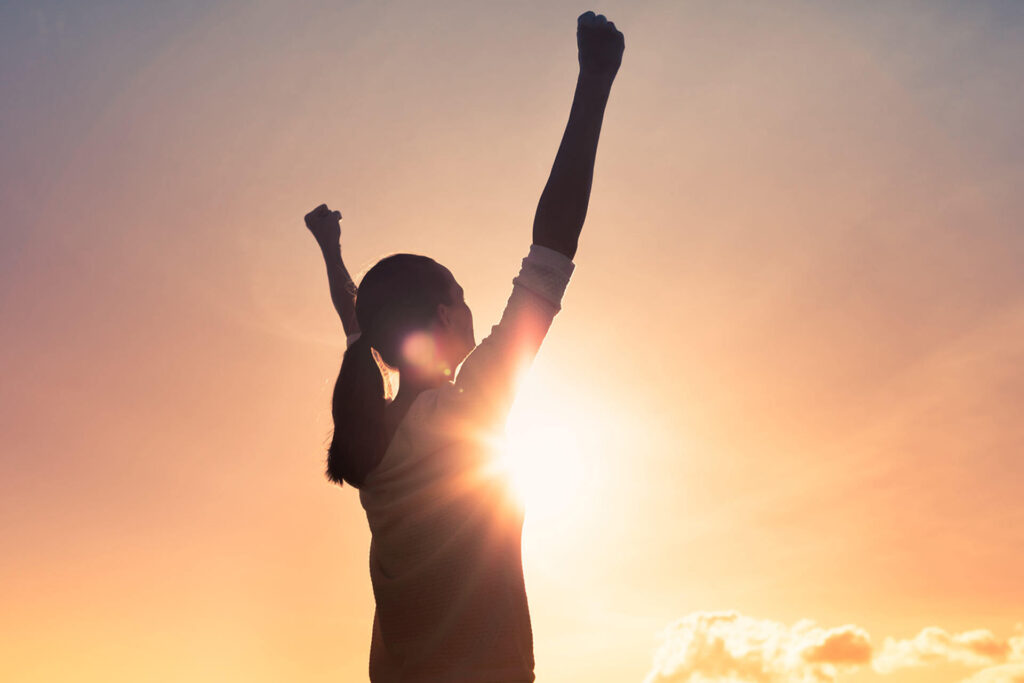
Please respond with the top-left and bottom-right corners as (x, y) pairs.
(324, 253), (454, 488)
(326, 334), (388, 487)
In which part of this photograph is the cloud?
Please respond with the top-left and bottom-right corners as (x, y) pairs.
(646, 615), (1024, 683)
(874, 627), (1013, 672)
(643, 611), (871, 683)
(959, 628), (1024, 683)
(960, 663), (1024, 683)
(802, 626), (874, 666)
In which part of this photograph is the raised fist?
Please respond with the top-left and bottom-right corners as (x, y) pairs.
(304, 203), (342, 249)
(577, 11), (624, 81)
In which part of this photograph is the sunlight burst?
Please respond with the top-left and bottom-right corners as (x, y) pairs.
(498, 390), (586, 522)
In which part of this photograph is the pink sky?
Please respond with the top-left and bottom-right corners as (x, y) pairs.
(2, 1), (1022, 681)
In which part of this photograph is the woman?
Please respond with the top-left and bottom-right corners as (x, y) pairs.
(306, 12), (623, 682)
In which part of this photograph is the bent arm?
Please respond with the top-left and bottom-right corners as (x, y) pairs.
(305, 203), (360, 339)
(320, 243), (360, 339)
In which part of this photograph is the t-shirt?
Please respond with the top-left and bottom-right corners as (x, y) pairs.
(356, 245), (575, 682)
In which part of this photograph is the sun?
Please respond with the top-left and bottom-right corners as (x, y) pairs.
(496, 376), (588, 523)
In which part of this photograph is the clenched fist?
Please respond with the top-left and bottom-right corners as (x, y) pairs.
(305, 203), (342, 250)
(577, 11), (624, 81)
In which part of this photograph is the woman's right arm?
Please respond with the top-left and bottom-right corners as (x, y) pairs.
(449, 13), (624, 428)
(532, 12), (624, 260)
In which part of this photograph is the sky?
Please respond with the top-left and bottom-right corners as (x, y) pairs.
(1, 0), (1022, 681)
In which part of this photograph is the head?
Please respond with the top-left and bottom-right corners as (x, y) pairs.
(326, 254), (474, 487)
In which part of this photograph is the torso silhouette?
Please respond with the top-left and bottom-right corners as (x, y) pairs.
(358, 246), (574, 682)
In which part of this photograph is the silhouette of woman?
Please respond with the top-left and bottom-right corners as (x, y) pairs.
(305, 12), (623, 682)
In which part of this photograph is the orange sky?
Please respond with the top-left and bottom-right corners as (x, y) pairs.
(2, 1), (1022, 682)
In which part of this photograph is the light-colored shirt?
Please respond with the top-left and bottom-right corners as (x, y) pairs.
(357, 245), (575, 682)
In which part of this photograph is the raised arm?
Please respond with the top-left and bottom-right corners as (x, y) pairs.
(448, 12), (623, 429)
(305, 204), (360, 339)
(532, 12), (624, 260)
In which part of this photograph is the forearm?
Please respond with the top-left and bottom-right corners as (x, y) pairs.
(532, 72), (613, 260)
(321, 243), (360, 337)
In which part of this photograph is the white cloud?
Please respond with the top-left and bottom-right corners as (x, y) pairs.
(874, 627), (1012, 673)
(960, 663), (1024, 683)
(643, 612), (871, 683)
(959, 627), (1024, 683)
(646, 615), (1024, 683)
(1012, 626), (1024, 660)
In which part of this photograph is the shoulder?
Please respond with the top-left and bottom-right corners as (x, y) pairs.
(387, 384), (462, 448)
(366, 383), (477, 485)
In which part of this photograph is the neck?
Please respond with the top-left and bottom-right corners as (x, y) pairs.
(392, 368), (449, 406)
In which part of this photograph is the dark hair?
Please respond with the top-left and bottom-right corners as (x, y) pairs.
(326, 254), (453, 487)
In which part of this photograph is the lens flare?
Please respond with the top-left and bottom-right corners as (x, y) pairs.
(400, 331), (442, 375)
